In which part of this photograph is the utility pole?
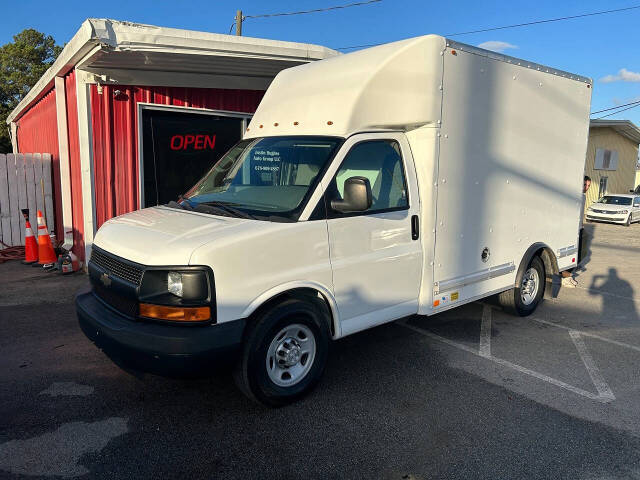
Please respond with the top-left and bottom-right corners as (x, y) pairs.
(235, 10), (243, 36)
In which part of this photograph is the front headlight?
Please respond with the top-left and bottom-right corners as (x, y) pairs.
(168, 271), (183, 297)
(139, 268), (212, 304)
(138, 268), (214, 323)
(621, 210), (629, 214)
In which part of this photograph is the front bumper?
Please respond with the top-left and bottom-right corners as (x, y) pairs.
(585, 212), (628, 224)
(76, 289), (245, 377)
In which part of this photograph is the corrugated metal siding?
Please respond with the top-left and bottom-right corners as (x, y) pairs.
(90, 84), (264, 228)
(584, 127), (640, 211)
(65, 70), (85, 259)
(15, 88), (63, 238)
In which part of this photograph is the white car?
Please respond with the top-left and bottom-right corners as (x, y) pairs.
(586, 194), (640, 226)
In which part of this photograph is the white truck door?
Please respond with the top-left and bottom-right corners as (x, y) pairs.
(323, 133), (422, 336)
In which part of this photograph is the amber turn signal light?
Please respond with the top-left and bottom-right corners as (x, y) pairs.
(139, 304), (211, 322)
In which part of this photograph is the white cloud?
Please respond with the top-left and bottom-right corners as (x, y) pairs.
(613, 96), (640, 105)
(477, 41), (518, 53)
(600, 68), (640, 83)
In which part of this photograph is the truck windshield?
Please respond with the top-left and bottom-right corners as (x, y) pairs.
(183, 136), (342, 220)
(598, 196), (632, 205)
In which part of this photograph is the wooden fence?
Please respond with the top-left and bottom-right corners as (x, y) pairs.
(0, 153), (54, 247)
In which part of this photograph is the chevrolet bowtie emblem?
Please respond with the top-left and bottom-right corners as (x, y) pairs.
(100, 273), (112, 287)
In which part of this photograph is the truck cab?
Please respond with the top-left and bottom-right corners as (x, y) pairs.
(77, 35), (591, 406)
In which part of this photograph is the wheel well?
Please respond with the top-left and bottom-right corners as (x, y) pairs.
(248, 288), (336, 337)
(521, 244), (558, 283)
(536, 247), (559, 279)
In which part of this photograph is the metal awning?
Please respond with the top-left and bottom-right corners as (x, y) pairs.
(7, 18), (339, 123)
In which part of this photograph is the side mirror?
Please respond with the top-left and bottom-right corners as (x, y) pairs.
(331, 176), (372, 213)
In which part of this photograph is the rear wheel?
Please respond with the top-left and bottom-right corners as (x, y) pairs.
(234, 297), (330, 407)
(499, 256), (545, 316)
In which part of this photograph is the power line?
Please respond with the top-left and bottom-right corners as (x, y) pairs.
(595, 103), (640, 119)
(446, 4), (640, 37)
(336, 4), (640, 50)
(591, 100), (640, 115)
(243, 0), (381, 19)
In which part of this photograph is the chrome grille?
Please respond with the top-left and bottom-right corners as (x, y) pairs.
(90, 248), (144, 285)
(592, 209), (618, 214)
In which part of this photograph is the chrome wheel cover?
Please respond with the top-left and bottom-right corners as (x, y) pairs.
(521, 267), (540, 306)
(266, 324), (316, 387)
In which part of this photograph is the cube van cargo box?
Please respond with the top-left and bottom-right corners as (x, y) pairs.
(77, 34), (592, 406)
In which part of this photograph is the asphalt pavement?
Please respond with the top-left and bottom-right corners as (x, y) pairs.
(1, 221), (640, 479)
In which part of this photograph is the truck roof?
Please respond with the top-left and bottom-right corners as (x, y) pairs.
(245, 34), (591, 139)
(445, 39), (590, 84)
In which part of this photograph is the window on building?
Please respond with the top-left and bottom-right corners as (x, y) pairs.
(598, 177), (608, 198)
(594, 149), (618, 170)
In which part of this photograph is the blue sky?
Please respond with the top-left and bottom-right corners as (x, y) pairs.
(2, 0), (639, 124)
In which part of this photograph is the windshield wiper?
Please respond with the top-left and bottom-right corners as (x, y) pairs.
(201, 201), (256, 220)
(192, 203), (232, 217)
(166, 196), (195, 211)
(178, 195), (195, 210)
(166, 200), (193, 211)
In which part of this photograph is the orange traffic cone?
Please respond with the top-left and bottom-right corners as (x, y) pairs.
(22, 220), (38, 264)
(36, 210), (57, 265)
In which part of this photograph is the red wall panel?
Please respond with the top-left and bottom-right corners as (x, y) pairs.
(65, 70), (85, 259)
(15, 87), (63, 238)
(90, 85), (264, 228)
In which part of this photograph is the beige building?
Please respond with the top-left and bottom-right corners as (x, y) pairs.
(584, 120), (640, 211)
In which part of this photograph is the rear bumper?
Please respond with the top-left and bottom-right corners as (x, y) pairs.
(76, 290), (245, 377)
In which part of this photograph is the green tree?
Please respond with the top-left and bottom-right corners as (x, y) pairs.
(0, 29), (62, 153)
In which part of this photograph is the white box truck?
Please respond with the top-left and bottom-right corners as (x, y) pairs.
(77, 35), (592, 405)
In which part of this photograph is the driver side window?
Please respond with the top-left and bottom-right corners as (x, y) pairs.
(328, 140), (408, 216)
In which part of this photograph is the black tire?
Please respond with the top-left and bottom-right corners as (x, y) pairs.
(625, 215), (631, 227)
(498, 256), (545, 317)
(234, 297), (330, 407)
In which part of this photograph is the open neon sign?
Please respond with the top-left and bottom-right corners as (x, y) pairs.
(170, 134), (216, 151)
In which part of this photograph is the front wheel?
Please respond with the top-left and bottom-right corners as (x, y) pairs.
(234, 297), (330, 407)
(625, 215), (631, 227)
(498, 256), (545, 316)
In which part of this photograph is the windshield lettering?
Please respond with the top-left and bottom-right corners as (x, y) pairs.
(183, 136), (342, 221)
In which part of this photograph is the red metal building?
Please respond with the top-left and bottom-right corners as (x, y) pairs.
(7, 19), (338, 261)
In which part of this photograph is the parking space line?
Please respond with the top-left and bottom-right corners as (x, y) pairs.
(479, 304), (492, 358)
(484, 352), (607, 402)
(532, 317), (640, 354)
(399, 314), (614, 403)
(569, 331), (615, 401)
